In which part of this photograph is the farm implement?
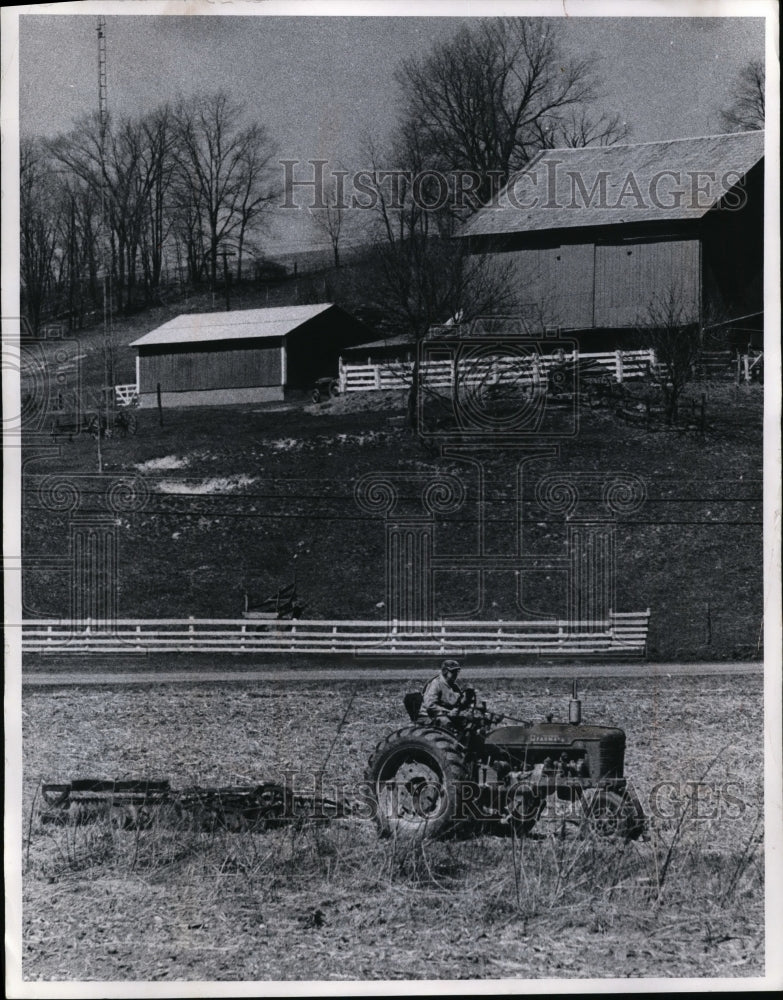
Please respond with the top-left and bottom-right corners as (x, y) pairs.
(50, 384), (138, 441)
(38, 779), (349, 831)
(242, 577), (307, 624)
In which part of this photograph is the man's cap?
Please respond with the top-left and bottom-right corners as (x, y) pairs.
(441, 659), (461, 673)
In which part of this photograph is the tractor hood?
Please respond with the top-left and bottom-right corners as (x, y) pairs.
(487, 722), (626, 748)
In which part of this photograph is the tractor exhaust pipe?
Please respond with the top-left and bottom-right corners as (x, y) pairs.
(569, 679), (582, 725)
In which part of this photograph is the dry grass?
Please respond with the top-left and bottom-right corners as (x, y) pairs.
(21, 673), (764, 981)
(23, 802), (763, 981)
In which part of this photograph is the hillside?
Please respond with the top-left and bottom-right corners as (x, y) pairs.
(22, 369), (763, 661)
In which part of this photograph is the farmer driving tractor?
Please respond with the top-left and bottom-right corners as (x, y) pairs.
(420, 659), (476, 730)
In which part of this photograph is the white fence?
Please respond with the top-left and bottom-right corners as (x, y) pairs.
(22, 611), (650, 657)
(113, 384), (139, 407)
(338, 349), (656, 394)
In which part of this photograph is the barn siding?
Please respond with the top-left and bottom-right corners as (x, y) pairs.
(499, 244), (595, 329)
(139, 342), (283, 393)
(594, 239), (700, 326)
(554, 244), (594, 328)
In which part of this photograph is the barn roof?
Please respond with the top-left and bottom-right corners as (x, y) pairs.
(131, 303), (337, 348)
(462, 131), (765, 237)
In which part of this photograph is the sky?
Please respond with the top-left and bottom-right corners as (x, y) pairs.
(15, 8), (768, 253)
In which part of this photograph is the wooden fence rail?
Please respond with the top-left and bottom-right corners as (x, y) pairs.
(113, 384), (139, 407)
(338, 349), (656, 394)
(22, 612), (650, 657)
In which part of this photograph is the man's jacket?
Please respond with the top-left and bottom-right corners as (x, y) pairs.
(421, 673), (462, 719)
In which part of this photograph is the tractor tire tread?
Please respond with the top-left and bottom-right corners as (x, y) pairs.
(365, 724), (471, 841)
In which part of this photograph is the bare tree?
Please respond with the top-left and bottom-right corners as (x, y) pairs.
(363, 134), (514, 428)
(138, 104), (178, 298)
(51, 176), (101, 329)
(234, 124), (278, 282)
(310, 201), (346, 270)
(173, 92), (277, 291)
(720, 59), (765, 132)
(396, 18), (629, 208)
(636, 287), (703, 425)
(47, 108), (179, 311)
(537, 108), (630, 149)
(20, 138), (60, 334)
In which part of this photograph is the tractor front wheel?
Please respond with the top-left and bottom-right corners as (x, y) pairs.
(580, 788), (644, 840)
(506, 784), (546, 837)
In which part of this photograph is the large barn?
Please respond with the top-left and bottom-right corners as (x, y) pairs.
(461, 131), (764, 349)
(130, 303), (373, 407)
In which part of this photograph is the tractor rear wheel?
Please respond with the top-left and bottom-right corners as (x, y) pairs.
(365, 725), (470, 841)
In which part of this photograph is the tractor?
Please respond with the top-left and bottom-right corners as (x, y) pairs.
(365, 681), (645, 841)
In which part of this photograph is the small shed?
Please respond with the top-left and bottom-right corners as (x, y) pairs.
(340, 334), (417, 366)
(130, 303), (372, 408)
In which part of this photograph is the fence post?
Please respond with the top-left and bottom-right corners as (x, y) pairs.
(189, 616), (194, 649)
(136, 623), (142, 652)
(743, 354), (750, 383)
(338, 357), (346, 394)
(47, 625), (53, 649)
(374, 365), (381, 390)
(240, 623), (246, 650)
(615, 350), (624, 383)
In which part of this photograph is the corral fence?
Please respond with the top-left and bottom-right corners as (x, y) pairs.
(338, 348), (763, 395)
(338, 349), (656, 394)
(693, 351), (735, 380)
(22, 611), (650, 657)
(113, 384), (139, 407)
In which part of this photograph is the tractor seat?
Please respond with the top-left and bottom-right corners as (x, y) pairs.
(403, 691), (424, 722)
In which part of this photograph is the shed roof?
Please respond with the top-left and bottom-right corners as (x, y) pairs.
(343, 334), (416, 352)
(131, 303), (336, 348)
(462, 131), (764, 238)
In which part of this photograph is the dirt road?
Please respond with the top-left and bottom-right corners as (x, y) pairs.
(21, 660), (762, 686)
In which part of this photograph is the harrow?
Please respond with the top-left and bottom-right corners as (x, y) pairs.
(39, 779), (349, 832)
